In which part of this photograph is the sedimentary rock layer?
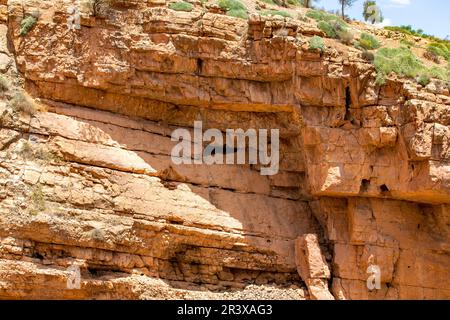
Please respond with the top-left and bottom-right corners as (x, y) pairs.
(0, 0), (448, 299)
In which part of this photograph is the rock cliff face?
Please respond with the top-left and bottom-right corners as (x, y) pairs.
(0, 0), (448, 299)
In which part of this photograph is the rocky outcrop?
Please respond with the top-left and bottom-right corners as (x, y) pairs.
(295, 234), (333, 300)
(0, 0), (448, 299)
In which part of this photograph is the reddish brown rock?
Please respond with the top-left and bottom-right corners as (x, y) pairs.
(0, 0), (448, 300)
(295, 234), (334, 300)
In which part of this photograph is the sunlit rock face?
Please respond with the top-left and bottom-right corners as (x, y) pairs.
(0, 0), (448, 299)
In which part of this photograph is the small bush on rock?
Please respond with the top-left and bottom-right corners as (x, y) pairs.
(306, 9), (347, 28)
(361, 50), (375, 62)
(309, 36), (325, 52)
(400, 38), (414, 48)
(218, 0), (248, 19)
(10, 91), (38, 115)
(374, 47), (424, 84)
(169, 1), (194, 12)
(318, 21), (336, 38)
(20, 16), (37, 36)
(427, 42), (450, 62)
(417, 74), (431, 87)
(306, 10), (329, 21)
(424, 48), (440, 64)
(308, 10), (352, 44)
(355, 33), (381, 50)
(427, 65), (450, 82)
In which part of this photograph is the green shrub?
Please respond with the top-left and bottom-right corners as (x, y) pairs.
(427, 42), (450, 61)
(424, 48), (440, 63)
(219, 0), (246, 11)
(385, 25), (450, 45)
(227, 8), (248, 19)
(260, 0), (276, 4)
(20, 16), (37, 36)
(287, 0), (301, 5)
(418, 74), (431, 86)
(374, 47), (450, 85)
(261, 10), (292, 18)
(318, 21), (336, 38)
(218, 0), (248, 19)
(415, 66), (450, 87)
(355, 33), (381, 50)
(169, 1), (194, 11)
(306, 10), (328, 21)
(400, 38), (414, 48)
(384, 25), (415, 36)
(374, 47), (425, 84)
(309, 36), (325, 52)
(361, 50), (375, 62)
(375, 73), (386, 86)
(306, 9), (347, 28)
(427, 66), (450, 81)
(308, 10), (349, 41)
(10, 91), (37, 115)
(413, 66), (450, 87)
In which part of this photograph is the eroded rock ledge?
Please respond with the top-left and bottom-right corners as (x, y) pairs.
(0, 0), (448, 299)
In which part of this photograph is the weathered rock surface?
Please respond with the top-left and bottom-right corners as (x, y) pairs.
(0, 0), (448, 299)
(295, 234), (334, 300)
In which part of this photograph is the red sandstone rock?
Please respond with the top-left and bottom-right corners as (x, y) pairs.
(0, 0), (448, 300)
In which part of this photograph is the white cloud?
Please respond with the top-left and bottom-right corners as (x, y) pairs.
(388, 0), (411, 6)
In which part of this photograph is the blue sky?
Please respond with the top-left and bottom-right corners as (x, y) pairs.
(315, 0), (450, 39)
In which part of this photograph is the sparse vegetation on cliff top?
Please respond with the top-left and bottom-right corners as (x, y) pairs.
(374, 47), (425, 85)
(261, 10), (292, 18)
(306, 9), (348, 28)
(218, 0), (248, 19)
(385, 25), (450, 45)
(374, 47), (450, 85)
(427, 42), (450, 62)
(169, 1), (194, 12)
(306, 9), (355, 46)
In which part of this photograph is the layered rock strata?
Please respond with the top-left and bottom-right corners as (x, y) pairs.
(0, 0), (448, 299)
